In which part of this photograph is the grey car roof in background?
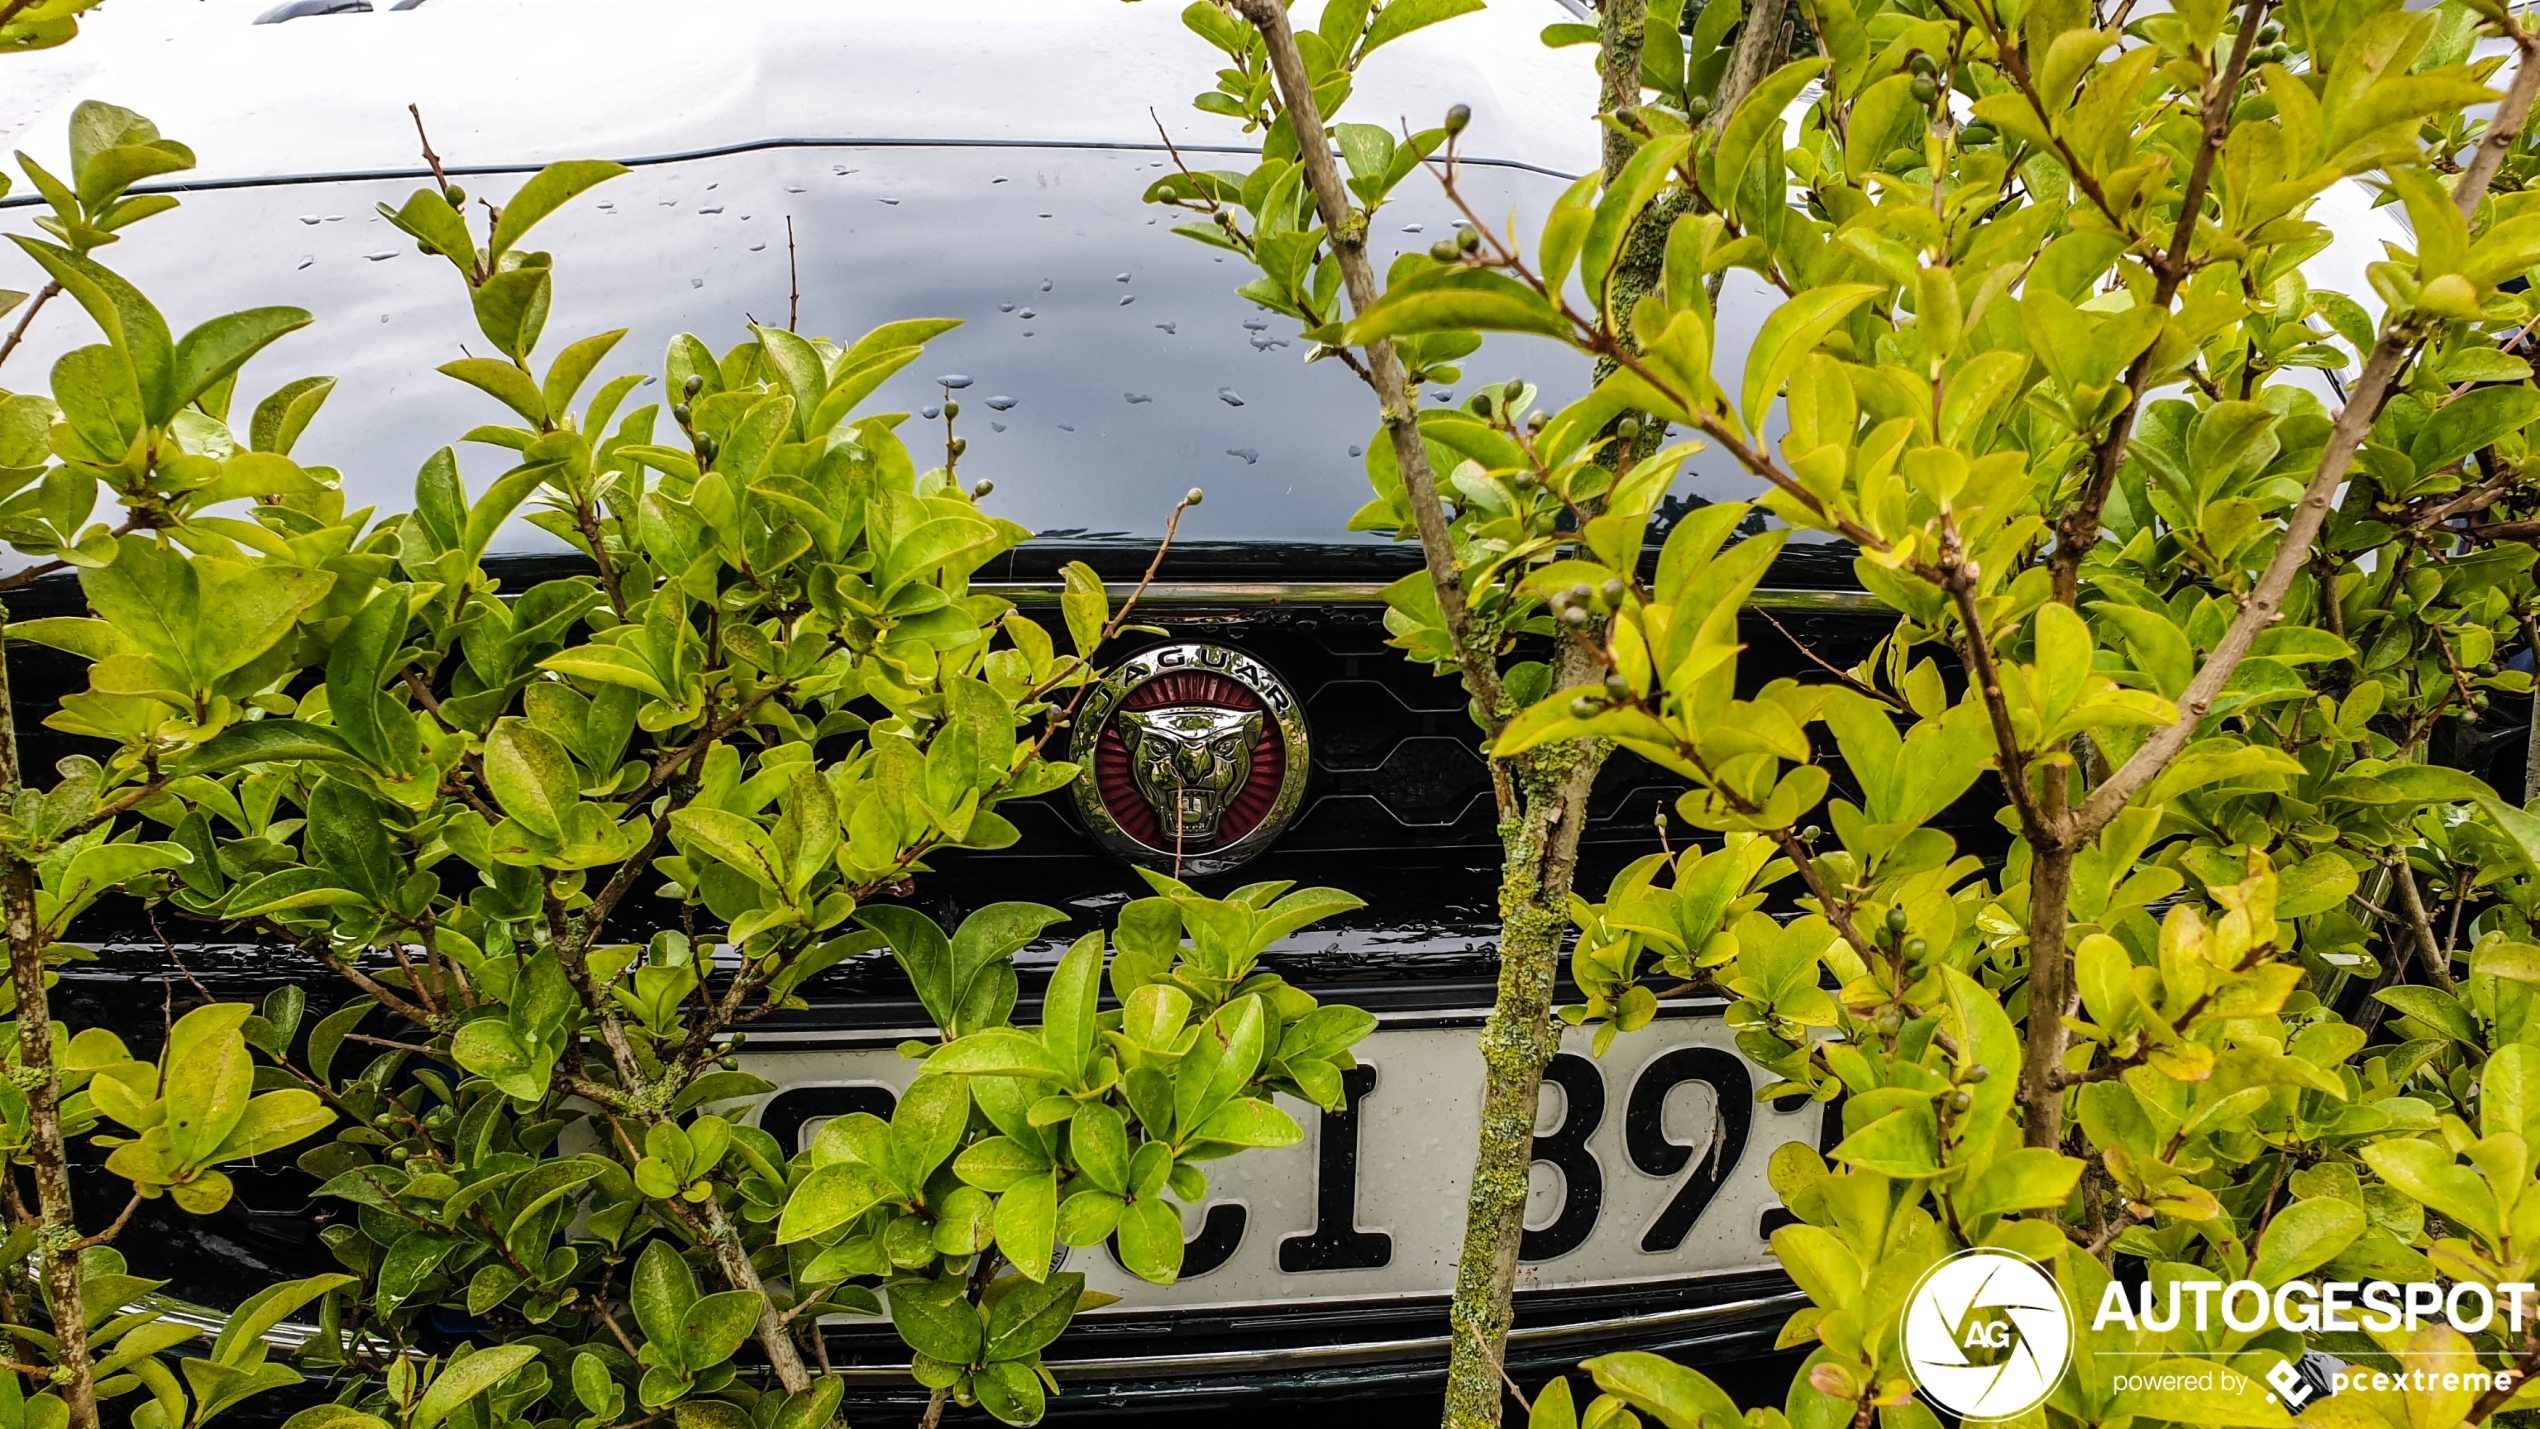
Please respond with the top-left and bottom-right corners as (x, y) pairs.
(0, 0), (1622, 551)
(0, 0), (2407, 554)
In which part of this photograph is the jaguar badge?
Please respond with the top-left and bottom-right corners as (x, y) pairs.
(1071, 642), (1309, 876)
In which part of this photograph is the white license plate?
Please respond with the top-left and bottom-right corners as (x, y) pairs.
(740, 1010), (1820, 1312)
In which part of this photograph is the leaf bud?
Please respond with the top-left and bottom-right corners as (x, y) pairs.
(1616, 415), (1641, 440)
(445, 185), (467, 207)
(1604, 672), (1628, 697)
(1457, 225), (1481, 253)
(698, 435), (720, 460)
(1186, 487), (1206, 505)
(1510, 468), (1537, 489)
(1468, 391), (1493, 415)
(1950, 1089), (1973, 1113)
(1884, 905), (1909, 940)
(943, 400), (961, 418)
(671, 404), (692, 426)
(1600, 577), (1625, 605)
(1902, 936), (1929, 962)
(1503, 378), (1525, 403)
(1910, 74), (1939, 104)
(1445, 102), (1472, 134)
(1965, 1063), (1990, 1082)
(1431, 238), (1461, 262)
(1909, 51), (1938, 76)
(1686, 94), (1711, 120)
(682, 374), (704, 399)
(1570, 693), (1600, 718)
(1526, 410), (1549, 433)
(971, 480), (995, 498)
(1568, 582), (1594, 607)
(950, 437), (968, 456)
(1876, 1006), (1905, 1032)
(2258, 22), (2282, 42)
(1615, 104), (1640, 130)
(1799, 825), (1821, 841)
(1560, 605), (1590, 628)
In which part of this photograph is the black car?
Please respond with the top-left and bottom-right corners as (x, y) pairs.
(0, 0), (2412, 1415)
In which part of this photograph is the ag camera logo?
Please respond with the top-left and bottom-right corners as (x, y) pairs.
(1903, 1249), (2073, 1418)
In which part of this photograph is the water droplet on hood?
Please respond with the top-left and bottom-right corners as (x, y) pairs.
(691, 277), (705, 288)
(698, 205), (725, 215)
(1243, 319), (1268, 331)
(1217, 387), (1245, 406)
(750, 242), (767, 251)
(1250, 334), (1289, 351)
(834, 164), (857, 175)
(985, 395), (1017, 411)
(922, 405), (942, 419)
(992, 420), (1008, 432)
(879, 198), (900, 206)
(784, 184), (806, 193)
(1125, 392), (1152, 404)
(1225, 447), (1259, 464)
(1349, 444), (1363, 456)
(1116, 273), (1131, 282)
(1155, 322), (1177, 335)
(297, 255), (313, 269)
(299, 215), (321, 225)
(941, 374), (973, 388)
(1430, 388), (1454, 402)
(1058, 423), (1075, 432)
(1041, 279), (1054, 292)
(993, 175), (1010, 184)
(1403, 223), (1424, 233)
(366, 251), (397, 261)
(1118, 295), (1135, 306)
(1019, 308), (1036, 319)
(999, 303), (1016, 313)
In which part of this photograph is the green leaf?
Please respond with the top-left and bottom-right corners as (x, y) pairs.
(776, 1164), (887, 1244)
(1742, 284), (1882, 433)
(885, 1275), (983, 1365)
(2360, 1138), (2500, 1243)
(630, 1239), (698, 1351)
(483, 719), (579, 842)
(1114, 1196), (1184, 1285)
(984, 1270), (1083, 1362)
(929, 1029), (1063, 1081)
(995, 1171), (1059, 1281)
(1343, 268), (1571, 346)
(1059, 561), (1107, 658)
(489, 161), (630, 259)
(2250, 1197), (2366, 1285)
(171, 308), (311, 416)
(2374, 984), (2479, 1045)
(676, 1290), (764, 1372)
(1582, 1351), (1744, 1429)
(438, 357), (547, 426)
(1362, 0), (1483, 51)
(410, 1345), (541, 1429)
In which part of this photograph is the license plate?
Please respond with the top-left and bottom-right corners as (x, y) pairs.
(740, 1009), (1819, 1313)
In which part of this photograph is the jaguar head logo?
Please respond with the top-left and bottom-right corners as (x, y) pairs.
(1117, 705), (1264, 843)
(1072, 643), (1309, 876)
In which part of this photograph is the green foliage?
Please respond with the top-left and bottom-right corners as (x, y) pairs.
(0, 88), (1372, 1429)
(1161, 0), (2540, 1424)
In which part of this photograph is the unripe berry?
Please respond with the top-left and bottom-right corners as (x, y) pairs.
(682, 374), (704, 399)
(1445, 103), (1472, 134)
(1910, 74), (1939, 104)
(1560, 606), (1590, 628)
(1600, 577), (1625, 604)
(671, 403), (692, 425)
(1186, 487), (1205, 505)
(1885, 905), (1909, 940)
(1604, 672), (1628, 697)
(1431, 238), (1461, 262)
(1457, 226), (1481, 253)
(950, 437), (968, 456)
(445, 185), (467, 207)
(1570, 694), (1600, 718)
(971, 480), (995, 498)
(1568, 582), (1594, 607)
(943, 400), (961, 418)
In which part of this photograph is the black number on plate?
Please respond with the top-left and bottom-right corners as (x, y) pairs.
(1520, 1054), (1605, 1262)
(1279, 1064), (1392, 1271)
(1625, 1046), (1752, 1252)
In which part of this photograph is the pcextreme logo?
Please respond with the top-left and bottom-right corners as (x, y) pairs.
(1902, 1249), (2075, 1419)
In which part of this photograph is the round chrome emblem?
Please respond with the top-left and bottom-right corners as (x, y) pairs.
(1069, 642), (1310, 876)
